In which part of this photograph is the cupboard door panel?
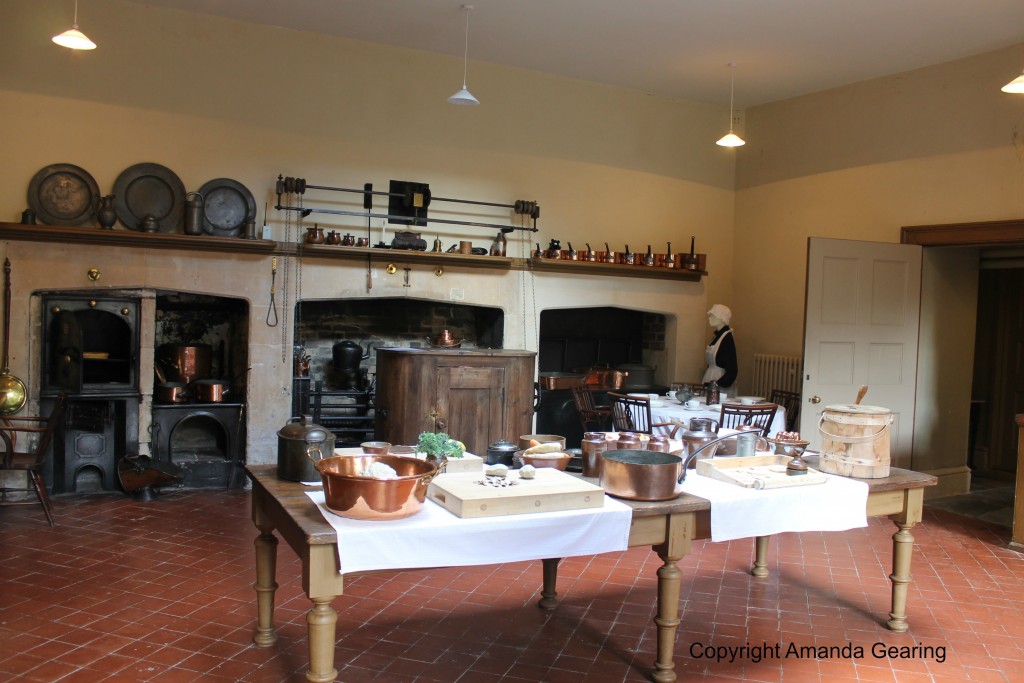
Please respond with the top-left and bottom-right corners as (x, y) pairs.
(437, 366), (505, 456)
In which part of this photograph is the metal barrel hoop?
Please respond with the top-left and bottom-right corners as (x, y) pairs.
(817, 414), (892, 443)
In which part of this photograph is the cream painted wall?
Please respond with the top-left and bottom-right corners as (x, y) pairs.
(735, 45), (1024, 489)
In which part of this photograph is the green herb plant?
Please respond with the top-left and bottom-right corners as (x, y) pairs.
(416, 431), (466, 459)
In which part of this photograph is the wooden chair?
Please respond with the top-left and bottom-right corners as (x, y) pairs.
(718, 401), (778, 437)
(769, 389), (801, 433)
(0, 393), (67, 526)
(570, 385), (611, 432)
(609, 392), (677, 436)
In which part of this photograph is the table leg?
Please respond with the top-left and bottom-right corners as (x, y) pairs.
(306, 597), (339, 683)
(751, 536), (770, 577)
(887, 520), (916, 632)
(252, 526), (279, 647)
(538, 558), (561, 610)
(651, 548), (683, 683)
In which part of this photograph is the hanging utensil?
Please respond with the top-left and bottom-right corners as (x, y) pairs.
(266, 256), (279, 327)
(0, 259), (27, 415)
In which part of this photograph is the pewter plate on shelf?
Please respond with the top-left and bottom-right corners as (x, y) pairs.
(112, 162), (186, 232)
(27, 163), (100, 226)
(197, 178), (255, 237)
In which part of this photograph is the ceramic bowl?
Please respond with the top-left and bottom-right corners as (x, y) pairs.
(517, 450), (572, 470)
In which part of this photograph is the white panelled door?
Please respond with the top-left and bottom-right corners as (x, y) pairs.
(800, 238), (922, 468)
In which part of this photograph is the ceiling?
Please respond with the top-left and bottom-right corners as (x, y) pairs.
(125, 0), (1024, 107)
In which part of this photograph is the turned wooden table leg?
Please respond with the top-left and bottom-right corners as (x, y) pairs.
(887, 520), (916, 632)
(252, 527), (279, 647)
(751, 536), (770, 577)
(305, 597), (339, 683)
(538, 558), (561, 610)
(651, 550), (683, 683)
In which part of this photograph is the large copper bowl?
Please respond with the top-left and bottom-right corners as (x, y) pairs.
(314, 454), (439, 520)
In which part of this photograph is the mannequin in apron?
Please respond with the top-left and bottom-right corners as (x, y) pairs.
(702, 304), (738, 389)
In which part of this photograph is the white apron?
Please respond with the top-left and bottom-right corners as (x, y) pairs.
(702, 328), (732, 384)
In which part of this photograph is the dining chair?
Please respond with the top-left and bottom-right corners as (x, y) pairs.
(0, 393), (68, 526)
(608, 392), (677, 436)
(718, 401), (778, 437)
(769, 389), (801, 433)
(570, 385), (611, 432)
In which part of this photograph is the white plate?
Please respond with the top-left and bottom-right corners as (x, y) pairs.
(683, 405), (704, 411)
(650, 401), (666, 408)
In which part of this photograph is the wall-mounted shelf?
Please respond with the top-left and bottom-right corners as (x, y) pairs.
(528, 257), (707, 281)
(297, 243), (515, 270)
(0, 223), (707, 282)
(0, 222), (277, 254)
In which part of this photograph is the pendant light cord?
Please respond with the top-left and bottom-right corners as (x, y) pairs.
(728, 63), (736, 132)
(461, 6), (473, 89)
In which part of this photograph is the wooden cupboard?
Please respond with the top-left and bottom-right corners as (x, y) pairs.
(374, 348), (536, 457)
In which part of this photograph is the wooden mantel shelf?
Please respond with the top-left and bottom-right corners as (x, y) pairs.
(0, 221), (277, 254)
(0, 222), (707, 282)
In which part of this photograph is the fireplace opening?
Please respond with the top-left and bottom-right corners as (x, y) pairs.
(536, 306), (669, 448)
(169, 414), (229, 463)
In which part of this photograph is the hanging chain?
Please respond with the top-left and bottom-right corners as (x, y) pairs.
(281, 194), (292, 364)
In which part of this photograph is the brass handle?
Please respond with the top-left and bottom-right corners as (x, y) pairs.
(809, 395), (822, 404)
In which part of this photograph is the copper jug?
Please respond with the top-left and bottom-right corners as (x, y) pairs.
(304, 225), (325, 244)
(681, 420), (720, 466)
(325, 230), (341, 245)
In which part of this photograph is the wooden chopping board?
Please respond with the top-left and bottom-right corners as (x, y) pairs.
(696, 454), (827, 489)
(427, 469), (605, 518)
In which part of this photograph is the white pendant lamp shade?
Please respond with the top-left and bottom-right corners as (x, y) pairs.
(53, 1), (96, 50)
(1002, 71), (1024, 93)
(448, 5), (479, 106)
(716, 132), (745, 147)
(716, 63), (744, 147)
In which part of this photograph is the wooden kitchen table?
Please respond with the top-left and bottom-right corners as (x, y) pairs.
(245, 461), (935, 683)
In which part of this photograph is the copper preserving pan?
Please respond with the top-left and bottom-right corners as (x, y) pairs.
(599, 449), (683, 501)
(312, 453), (440, 520)
(538, 372), (585, 390)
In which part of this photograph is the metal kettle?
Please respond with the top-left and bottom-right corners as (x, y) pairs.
(680, 418), (720, 465)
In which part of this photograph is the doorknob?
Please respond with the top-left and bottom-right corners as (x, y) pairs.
(809, 395), (822, 404)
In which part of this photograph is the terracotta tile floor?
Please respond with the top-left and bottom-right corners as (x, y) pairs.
(2, 489), (1024, 683)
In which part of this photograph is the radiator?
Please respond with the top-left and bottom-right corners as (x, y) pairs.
(750, 354), (802, 397)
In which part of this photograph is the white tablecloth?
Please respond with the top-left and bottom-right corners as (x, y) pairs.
(651, 397), (787, 438)
(306, 491), (633, 575)
(679, 469), (868, 541)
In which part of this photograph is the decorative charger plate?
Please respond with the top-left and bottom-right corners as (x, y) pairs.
(112, 162), (186, 232)
(27, 163), (100, 226)
(197, 178), (256, 237)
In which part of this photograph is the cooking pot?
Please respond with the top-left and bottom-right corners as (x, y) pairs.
(191, 379), (230, 403)
(158, 344), (212, 385)
(278, 415), (336, 482)
(600, 449), (683, 501)
(313, 453), (439, 520)
(154, 382), (188, 404)
(574, 365), (626, 390)
(616, 363), (656, 390)
(332, 340), (369, 373)
(486, 439), (519, 467)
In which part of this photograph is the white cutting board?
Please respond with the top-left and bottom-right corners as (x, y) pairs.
(427, 469), (605, 518)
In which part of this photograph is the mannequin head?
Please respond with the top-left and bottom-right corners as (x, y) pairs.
(707, 304), (732, 331)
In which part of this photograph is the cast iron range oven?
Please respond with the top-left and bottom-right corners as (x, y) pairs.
(40, 295), (141, 494)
